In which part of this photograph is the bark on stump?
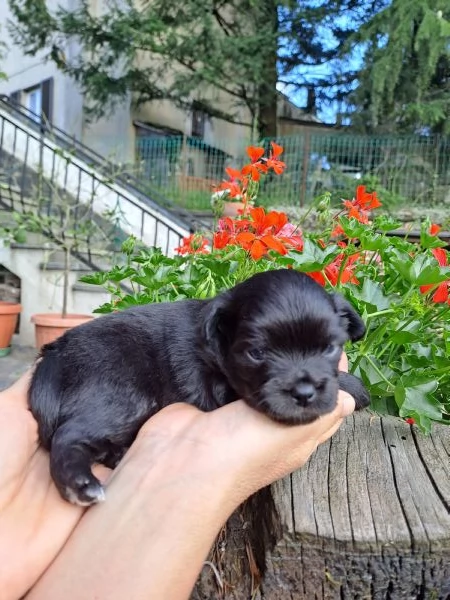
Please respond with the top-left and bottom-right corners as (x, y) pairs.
(193, 412), (450, 599)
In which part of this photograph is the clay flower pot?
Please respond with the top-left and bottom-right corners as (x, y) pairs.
(222, 201), (251, 217)
(31, 313), (93, 349)
(0, 301), (22, 356)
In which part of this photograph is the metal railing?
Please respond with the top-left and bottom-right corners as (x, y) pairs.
(0, 96), (195, 270)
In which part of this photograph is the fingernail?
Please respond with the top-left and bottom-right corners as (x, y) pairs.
(340, 394), (356, 417)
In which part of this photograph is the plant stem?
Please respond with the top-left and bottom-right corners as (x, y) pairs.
(62, 246), (70, 318)
(365, 355), (395, 390)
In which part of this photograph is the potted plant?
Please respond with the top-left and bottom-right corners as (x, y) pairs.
(0, 301), (22, 356)
(30, 243), (94, 349)
(2, 171), (119, 348)
(0, 210), (22, 356)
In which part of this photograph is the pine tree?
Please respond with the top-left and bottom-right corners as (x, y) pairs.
(347, 0), (450, 133)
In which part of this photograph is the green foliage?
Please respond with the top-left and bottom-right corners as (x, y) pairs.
(348, 0), (450, 133)
(81, 194), (450, 432)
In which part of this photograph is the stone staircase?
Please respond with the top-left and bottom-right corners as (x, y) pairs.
(0, 96), (197, 345)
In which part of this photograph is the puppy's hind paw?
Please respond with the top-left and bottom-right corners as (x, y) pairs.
(338, 371), (370, 410)
(64, 474), (106, 507)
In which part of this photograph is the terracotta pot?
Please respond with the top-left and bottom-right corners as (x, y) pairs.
(0, 301), (22, 353)
(31, 313), (93, 349)
(222, 201), (249, 217)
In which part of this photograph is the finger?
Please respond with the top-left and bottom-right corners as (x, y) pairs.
(337, 390), (355, 418)
(0, 368), (34, 408)
(338, 351), (348, 372)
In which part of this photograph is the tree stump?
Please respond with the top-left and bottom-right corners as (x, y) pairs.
(193, 412), (450, 599)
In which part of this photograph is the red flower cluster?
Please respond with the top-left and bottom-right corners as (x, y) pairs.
(216, 142), (286, 201)
(175, 233), (209, 255)
(213, 206), (303, 260)
(309, 253), (360, 287)
(332, 185), (381, 237)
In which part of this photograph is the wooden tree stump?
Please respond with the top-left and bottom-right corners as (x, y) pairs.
(193, 412), (450, 599)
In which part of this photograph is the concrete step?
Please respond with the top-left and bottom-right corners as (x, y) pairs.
(39, 261), (94, 272)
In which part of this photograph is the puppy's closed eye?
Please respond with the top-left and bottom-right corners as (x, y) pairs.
(323, 344), (340, 358)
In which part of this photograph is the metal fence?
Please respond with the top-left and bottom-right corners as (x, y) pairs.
(136, 131), (450, 210)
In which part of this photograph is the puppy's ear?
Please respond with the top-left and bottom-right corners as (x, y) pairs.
(201, 293), (233, 359)
(332, 293), (366, 342)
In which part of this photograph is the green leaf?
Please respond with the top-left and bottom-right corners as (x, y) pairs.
(92, 302), (116, 314)
(395, 375), (441, 421)
(102, 265), (136, 283)
(350, 278), (391, 311)
(369, 395), (399, 416)
(338, 216), (368, 239)
(390, 250), (450, 285)
(79, 272), (110, 285)
(373, 215), (403, 232)
(288, 239), (339, 271)
(390, 319), (421, 344)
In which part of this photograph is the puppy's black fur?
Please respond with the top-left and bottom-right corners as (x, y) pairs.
(29, 269), (369, 505)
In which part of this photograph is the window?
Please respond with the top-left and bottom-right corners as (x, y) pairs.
(25, 86), (43, 122)
(22, 78), (53, 124)
(191, 106), (205, 139)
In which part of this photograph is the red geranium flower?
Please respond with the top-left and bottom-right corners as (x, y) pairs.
(331, 223), (346, 238)
(175, 234), (209, 255)
(353, 185), (381, 211)
(308, 253), (359, 287)
(265, 142), (286, 175)
(241, 162), (268, 182)
(212, 206), (303, 259)
(213, 230), (233, 249)
(246, 146), (265, 163)
(429, 223), (441, 236)
(420, 247), (450, 304)
(241, 146), (268, 181)
(216, 178), (243, 198)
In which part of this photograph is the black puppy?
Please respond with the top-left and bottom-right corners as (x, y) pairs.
(29, 269), (369, 506)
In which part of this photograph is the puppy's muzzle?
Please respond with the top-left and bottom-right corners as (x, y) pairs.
(289, 380), (317, 406)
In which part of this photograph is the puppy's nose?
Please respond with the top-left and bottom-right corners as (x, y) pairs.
(291, 382), (316, 405)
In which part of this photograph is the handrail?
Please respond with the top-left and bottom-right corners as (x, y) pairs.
(0, 95), (202, 232)
(0, 98), (198, 274)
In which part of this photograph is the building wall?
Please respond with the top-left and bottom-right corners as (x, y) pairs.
(0, 0), (84, 137)
(0, 0), (135, 163)
(0, 0), (325, 171)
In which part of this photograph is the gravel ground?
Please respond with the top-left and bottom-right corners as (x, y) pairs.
(0, 343), (38, 391)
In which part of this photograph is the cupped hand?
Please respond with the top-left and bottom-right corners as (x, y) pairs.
(27, 354), (355, 600)
(1, 354), (354, 600)
(126, 353), (355, 509)
(0, 371), (109, 599)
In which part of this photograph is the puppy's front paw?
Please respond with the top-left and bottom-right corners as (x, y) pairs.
(63, 473), (106, 507)
(338, 371), (370, 410)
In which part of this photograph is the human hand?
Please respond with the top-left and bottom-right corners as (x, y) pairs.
(0, 371), (110, 600)
(132, 351), (355, 506)
(27, 353), (354, 600)
(4, 353), (354, 600)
